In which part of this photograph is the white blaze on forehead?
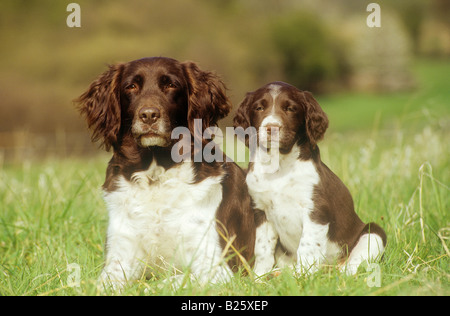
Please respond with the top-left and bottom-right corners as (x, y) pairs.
(261, 84), (283, 127)
(268, 84), (282, 105)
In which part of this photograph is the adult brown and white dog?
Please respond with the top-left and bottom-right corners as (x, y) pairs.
(76, 57), (255, 288)
(233, 81), (386, 275)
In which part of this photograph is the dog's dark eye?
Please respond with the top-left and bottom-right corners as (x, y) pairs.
(166, 83), (177, 89)
(126, 83), (138, 92)
(160, 75), (177, 90)
(254, 99), (267, 112)
(254, 102), (266, 111)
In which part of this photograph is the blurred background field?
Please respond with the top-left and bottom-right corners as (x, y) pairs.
(0, 0), (449, 162)
(0, 0), (449, 296)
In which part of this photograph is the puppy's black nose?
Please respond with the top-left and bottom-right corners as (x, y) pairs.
(139, 107), (160, 124)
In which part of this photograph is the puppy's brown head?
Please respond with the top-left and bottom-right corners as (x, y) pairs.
(233, 81), (328, 154)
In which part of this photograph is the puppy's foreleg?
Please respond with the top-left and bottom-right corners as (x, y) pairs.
(253, 220), (278, 277)
(296, 215), (329, 275)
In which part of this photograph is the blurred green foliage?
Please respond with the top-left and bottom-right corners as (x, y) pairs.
(271, 12), (348, 92)
(0, 0), (448, 159)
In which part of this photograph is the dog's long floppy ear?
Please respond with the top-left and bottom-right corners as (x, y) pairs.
(75, 64), (124, 151)
(233, 92), (254, 147)
(300, 91), (329, 147)
(182, 62), (231, 136)
(233, 92), (253, 131)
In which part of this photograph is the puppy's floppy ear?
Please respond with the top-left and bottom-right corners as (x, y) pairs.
(300, 91), (329, 147)
(182, 62), (231, 135)
(233, 92), (254, 147)
(233, 92), (253, 131)
(75, 63), (124, 151)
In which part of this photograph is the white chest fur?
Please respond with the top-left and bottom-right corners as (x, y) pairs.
(249, 147), (343, 275)
(247, 147), (320, 253)
(100, 160), (230, 285)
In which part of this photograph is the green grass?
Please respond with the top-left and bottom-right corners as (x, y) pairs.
(318, 59), (450, 133)
(0, 59), (449, 296)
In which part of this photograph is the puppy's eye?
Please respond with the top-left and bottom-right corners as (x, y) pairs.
(284, 103), (297, 112)
(255, 105), (264, 111)
(287, 106), (296, 112)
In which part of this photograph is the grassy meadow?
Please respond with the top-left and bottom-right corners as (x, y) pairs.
(0, 59), (449, 296)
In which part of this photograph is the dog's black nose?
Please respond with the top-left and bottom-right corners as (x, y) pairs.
(139, 107), (160, 124)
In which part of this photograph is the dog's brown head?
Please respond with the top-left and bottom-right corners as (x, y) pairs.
(233, 81), (328, 155)
(76, 57), (230, 151)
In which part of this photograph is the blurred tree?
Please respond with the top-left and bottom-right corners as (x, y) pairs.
(387, 0), (429, 54)
(344, 12), (415, 92)
(418, 0), (450, 57)
(432, 0), (450, 23)
(270, 12), (348, 92)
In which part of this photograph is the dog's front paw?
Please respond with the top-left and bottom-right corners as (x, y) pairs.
(97, 269), (127, 292)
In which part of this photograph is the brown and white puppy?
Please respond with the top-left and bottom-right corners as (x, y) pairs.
(233, 81), (386, 275)
(77, 57), (255, 288)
